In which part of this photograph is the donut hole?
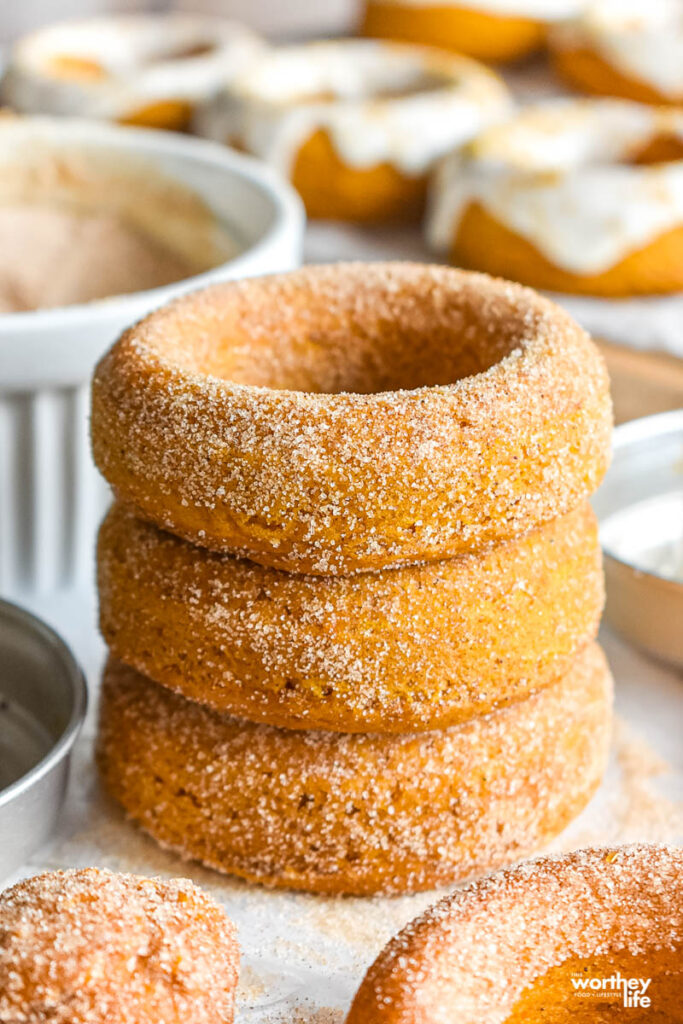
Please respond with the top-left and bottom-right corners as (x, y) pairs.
(149, 41), (216, 63)
(507, 950), (682, 1022)
(158, 269), (531, 394)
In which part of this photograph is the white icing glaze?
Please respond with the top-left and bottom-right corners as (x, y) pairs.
(553, 0), (683, 98)
(428, 99), (683, 275)
(197, 40), (511, 178)
(1, 15), (264, 120)
(366, 0), (581, 18)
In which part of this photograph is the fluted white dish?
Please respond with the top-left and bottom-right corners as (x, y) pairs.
(0, 117), (305, 598)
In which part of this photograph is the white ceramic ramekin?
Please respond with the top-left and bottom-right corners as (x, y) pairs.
(0, 118), (305, 598)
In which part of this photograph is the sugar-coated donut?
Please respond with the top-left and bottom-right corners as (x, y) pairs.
(0, 868), (239, 1024)
(429, 100), (683, 297)
(196, 40), (509, 222)
(551, 0), (683, 106)
(97, 645), (611, 896)
(346, 843), (683, 1023)
(98, 503), (603, 734)
(1, 15), (263, 131)
(91, 264), (611, 575)
(362, 0), (582, 63)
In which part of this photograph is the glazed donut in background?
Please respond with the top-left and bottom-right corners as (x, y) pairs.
(551, 0), (683, 106)
(361, 0), (582, 63)
(429, 100), (683, 296)
(98, 503), (603, 734)
(196, 41), (510, 221)
(91, 264), (611, 576)
(97, 645), (612, 896)
(0, 868), (239, 1024)
(1, 15), (263, 131)
(346, 844), (683, 1023)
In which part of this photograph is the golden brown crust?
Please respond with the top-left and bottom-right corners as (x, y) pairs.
(96, 645), (612, 896)
(291, 128), (428, 222)
(0, 868), (239, 1024)
(118, 98), (195, 131)
(98, 502), (604, 733)
(91, 263), (612, 575)
(551, 43), (683, 106)
(454, 200), (683, 297)
(362, 1), (546, 63)
(346, 844), (683, 1024)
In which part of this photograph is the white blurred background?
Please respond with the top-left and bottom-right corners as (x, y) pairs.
(0, 0), (361, 42)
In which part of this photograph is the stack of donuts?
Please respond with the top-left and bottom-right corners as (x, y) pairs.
(91, 262), (613, 896)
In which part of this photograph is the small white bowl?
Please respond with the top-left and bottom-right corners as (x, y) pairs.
(593, 410), (683, 669)
(0, 117), (305, 597)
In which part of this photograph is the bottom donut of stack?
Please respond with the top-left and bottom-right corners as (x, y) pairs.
(97, 644), (612, 897)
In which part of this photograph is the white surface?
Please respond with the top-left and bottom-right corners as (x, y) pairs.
(6, 583), (683, 1024)
(0, 0), (360, 43)
(191, 0), (362, 39)
(0, 119), (304, 597)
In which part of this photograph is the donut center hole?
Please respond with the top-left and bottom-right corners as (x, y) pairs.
(152, 41), (216, 63)
(301, 69), (450, 104)
(167, 281), (525, 393)
(506, 950), (681, 1023)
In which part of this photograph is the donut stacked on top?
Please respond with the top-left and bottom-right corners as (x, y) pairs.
(91, 262), (613, 896)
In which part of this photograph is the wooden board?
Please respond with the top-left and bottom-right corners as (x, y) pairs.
(597, 340), (683, 424)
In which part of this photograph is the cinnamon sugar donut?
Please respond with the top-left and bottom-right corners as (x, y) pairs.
(551, 0), (683, 107)
(0, 868), (239, 1024)
(196, 41), (509, 222)
(361, 0), (582, 63)
(98, 503), (603, 733)
(1, 15), (263, 131)
(91, 264), (611, 575)
(429, 100), (683, 297)
(346, 843), (683, 1023)
(97, 645), (612, 896)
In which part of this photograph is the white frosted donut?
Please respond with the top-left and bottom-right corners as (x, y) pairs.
(1, 15), (263, 129)
(196, 40), (510, 220)
(552, 0), (683, 105)
(428, 99), (683, 295)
